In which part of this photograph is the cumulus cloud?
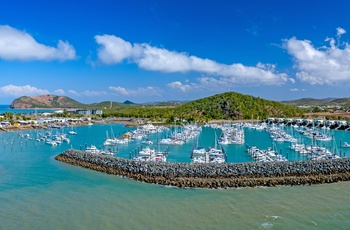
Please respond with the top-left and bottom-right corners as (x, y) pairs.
(197, 77), (228, 88)
(54, 89), (65, 95)
(108, 86), (129, 95)
(95, 35), (133, 64)
(0, 85), (50, 96)
(167, 81), (193, 92)
(81, 90), (107, 96)
(67, 90), (80, 96)
(0, 25), (76, 61)
(164, 78), (222, 94)
(95, 35), (291, 86)
(337, 27), (346, 37)
(167, 77), (228, 93)
(109, 86), (160, 96)
(284, 27), (350, 85)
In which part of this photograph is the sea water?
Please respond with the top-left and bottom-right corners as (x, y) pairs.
(0, 104), (56, 114)
(1, 123), (350, 229)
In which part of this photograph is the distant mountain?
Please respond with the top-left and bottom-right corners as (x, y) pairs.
(9, 92), (307, 120)
(281, 98), (328, 106)
(142, 101), (186, 106)
(123, 100), (136, 105)
(9, 95), (184, 110)
(87, 101), (125, 109)
(10, 95), (131, 109)
(329, 98), (350, 105)
(282, 97), (350, 107)
(322, 97), (339, 102)
(10, 95), (84, 109)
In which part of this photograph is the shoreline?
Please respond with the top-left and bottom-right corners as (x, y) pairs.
(55, 149), (350, 189)
(0, 118), (143, 132)
(0, 118), (257, 132)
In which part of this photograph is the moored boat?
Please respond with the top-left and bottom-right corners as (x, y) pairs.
(85, 145), (101, 154)
(341, 142), (350, 148)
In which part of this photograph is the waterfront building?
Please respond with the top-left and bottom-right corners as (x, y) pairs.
(75, 109), (103, 115)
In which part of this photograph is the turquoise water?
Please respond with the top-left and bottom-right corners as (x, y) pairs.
(1, 124), (350, 229)
(0, 104), (55, 114)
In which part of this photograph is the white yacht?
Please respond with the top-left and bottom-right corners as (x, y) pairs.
(45, 139), (57, 146)
(69, 130), (77, 135)
(85, 145), (101, 154)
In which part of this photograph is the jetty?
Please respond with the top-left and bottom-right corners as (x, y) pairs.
(56, 149), (350, 189)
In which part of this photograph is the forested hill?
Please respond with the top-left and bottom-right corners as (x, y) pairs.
(10, 92), (304, 121)
(174, 92), (304, 120)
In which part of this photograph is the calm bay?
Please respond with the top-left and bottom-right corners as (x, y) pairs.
(1, 121), (350, 229)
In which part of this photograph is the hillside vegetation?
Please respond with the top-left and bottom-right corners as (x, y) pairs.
(282, 97), (350, 108)
(10, 92), (304, 121)
(282, 98), (328, 106)
(102, 92), (304, 121)
(10, 95), (84, 109)
(174, 92), (304, 120)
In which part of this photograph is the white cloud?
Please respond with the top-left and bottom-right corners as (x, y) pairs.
(337, 27), (346, 37)
(95, 35), (133, 64)
(67, 90), (80, 96)
(108, 86), (129, 95)
(284, 30), (350, 85)
(95, 35), (291, 85)
(54, 89), (65, 95)
(0, 85), (49, 96)
(197, 77), (228, 89)
(288, 78), (296, 84)
(81, 90), (107, 96)
(64, 89), (108, 97)
(167, 77), (229, 93)
(167, 81), (193, 92)
(109, 86), (160, 96)
(0, 25), (76, 61)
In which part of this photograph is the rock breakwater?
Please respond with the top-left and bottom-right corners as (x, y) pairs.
(55, 149), (350, 188)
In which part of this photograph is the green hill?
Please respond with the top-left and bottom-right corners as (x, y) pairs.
(10, 92), (305, 121)
(175, 92), (304, 120)
(86, 101), (126, 109)
(329, 98), (350, 106)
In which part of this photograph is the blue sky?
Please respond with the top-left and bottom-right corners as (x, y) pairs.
(1, 0), (350, 104)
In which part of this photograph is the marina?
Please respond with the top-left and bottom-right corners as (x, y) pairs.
(2, 121), (350, 229)
(1, 119), (350, 163)
(4, 1), (350, 228)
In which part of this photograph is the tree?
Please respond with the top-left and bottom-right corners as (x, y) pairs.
(312, 106), (322, 113)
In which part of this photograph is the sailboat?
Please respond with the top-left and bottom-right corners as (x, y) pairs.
(68, 125), (77, 135)
(208, 131), (226, 163)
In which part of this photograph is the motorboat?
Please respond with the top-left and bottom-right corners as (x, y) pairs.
(85, 145), (101, 154)
(68, 130), (77, 135)
(142, 140), (153, 145)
